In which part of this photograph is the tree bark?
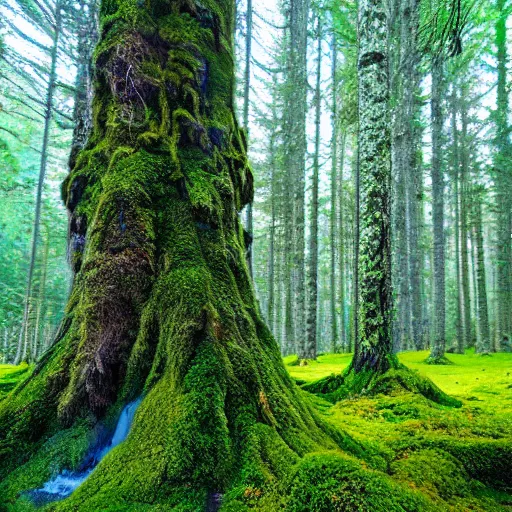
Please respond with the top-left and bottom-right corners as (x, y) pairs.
(429, 55), (447, 362)
(473, 192), (491, 354)
(330, 31), (339, 354)
(351, 0), (393, 372)
(304, 17), (322, 361)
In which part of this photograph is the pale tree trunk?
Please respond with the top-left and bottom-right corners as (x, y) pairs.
(15, 3), (62, 365)
(267, 79), (278, 332)
(338, 131), (347, 351)
(460, 93), (472, 348)
(429, 55), (447, 362)
(494, 0), (512, 348)
(451, 88), (465, 353)
(330, 31), (339, 353)
(243, 0), (253, 276)
(473, 193), (491, 353)
(304, 17), (322, 360)
(289, 0), (309, 355)
(32, 230), (50, 360)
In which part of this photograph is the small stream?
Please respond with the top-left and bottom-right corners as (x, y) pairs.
(30, 397), (142, 503)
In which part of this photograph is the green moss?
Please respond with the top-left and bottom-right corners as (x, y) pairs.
(286, 453), (437, 512)
(390, 449), (470, 500)
(0, 364), (32, 400)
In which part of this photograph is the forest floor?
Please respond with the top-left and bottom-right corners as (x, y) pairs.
(1, 351), (512, 510)
(286, 349), (512, 511)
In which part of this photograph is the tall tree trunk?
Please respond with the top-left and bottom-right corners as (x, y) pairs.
(14, 3), (62, 365)
(494, 0), (512, 348)
(473, 192), (491, 354)
(330, 31), (339, 354)
(351, 0), (392, 372)
(428, 55), (447, 362)
(304, 17), (322, 361)
(289, 0), (309, 355)
(460, 93), (472, 348)
(338, 131), (347, 350)
(32, 230), (50, 361)
(267, 79), (278, 332)
(451, 87), (465, 353)
(243, 0), (253, 276)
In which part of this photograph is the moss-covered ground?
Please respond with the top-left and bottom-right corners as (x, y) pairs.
(286, 349), (512, 511)
(1, 350), (512, 511)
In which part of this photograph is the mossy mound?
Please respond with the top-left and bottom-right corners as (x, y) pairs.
(286, 452), (437, 512)
(303, 362), (461, 408)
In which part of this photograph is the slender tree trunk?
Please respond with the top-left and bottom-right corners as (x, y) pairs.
(429, 55), (446, 362)
(451, 88), (465, 353)
(304, 17), (322, 360)
(289, 0), (309, 355)
(32, 230), (50, 360)
(14, 4), (62, 365)
(243, 0), (253, 276)
(494, 0), (512, 348)
(267, 80), (278, 331)
(338, 131), (347, 351)
(473, 194), (491, 353)
(330, 32), (339, 354)
(460, 95), (472, 348)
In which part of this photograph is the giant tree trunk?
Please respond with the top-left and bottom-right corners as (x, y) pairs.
(0, 0), (337, 507)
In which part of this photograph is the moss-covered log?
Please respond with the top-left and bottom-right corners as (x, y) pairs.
(0, 0), (346, 509)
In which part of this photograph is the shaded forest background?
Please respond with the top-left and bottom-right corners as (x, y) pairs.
(0, 0), (511, 362)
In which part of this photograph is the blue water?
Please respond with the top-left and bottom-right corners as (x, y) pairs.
(32, 397), (142, 501)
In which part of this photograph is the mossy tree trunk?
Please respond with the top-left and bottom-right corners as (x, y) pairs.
(351, 0), (394, 374)
(0, 0), (338, 507)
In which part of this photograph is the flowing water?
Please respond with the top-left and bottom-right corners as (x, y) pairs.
(30, 397), (142, 503)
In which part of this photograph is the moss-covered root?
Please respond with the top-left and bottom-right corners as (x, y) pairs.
(303, 361), (461, 408)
